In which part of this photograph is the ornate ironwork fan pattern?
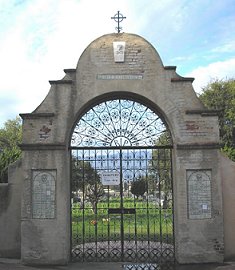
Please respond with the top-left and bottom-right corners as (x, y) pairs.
(71, 99), (171, 147)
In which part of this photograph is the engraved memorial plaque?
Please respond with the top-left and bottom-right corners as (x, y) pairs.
(32, 170), (56, 219)
(113, 41), (125, 62)
(187, 170), (212, 219)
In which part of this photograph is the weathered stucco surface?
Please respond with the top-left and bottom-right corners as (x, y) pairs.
(220, 154), (235, 260)
(0, 33), (232, 265)
(0, 159), (22, 258)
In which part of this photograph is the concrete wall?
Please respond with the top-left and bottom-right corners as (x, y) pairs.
(0, 159), (22, 258)
(220, 153), (235, 260)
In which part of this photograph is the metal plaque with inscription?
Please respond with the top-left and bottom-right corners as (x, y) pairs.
(32, 170), (56, 219)
(101, 172), (120, 186)
(187, 170), (212, 219)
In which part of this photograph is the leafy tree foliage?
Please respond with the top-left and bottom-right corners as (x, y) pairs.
(148, 148), (172, 201)
(85, 182), (104, 213)
(0, 117), (22, 183)
(146, 131), (172, 197)
(71, 158), (99, 192)
(131, 177), (147, 199)
(154, 129), (172, 146)
(71, 158), (104, 212)
(199, 79), (235, 161)
(147, 132), (173, 208)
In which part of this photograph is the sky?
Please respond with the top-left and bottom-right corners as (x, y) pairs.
(0, 0), (235, 127)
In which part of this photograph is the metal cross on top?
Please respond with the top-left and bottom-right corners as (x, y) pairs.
(111, 11), (126, 33)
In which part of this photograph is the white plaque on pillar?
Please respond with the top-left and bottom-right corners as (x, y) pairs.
(113, 41), (125, 62)
(187, 170), (212, 219)
(32, 170), (56, 219)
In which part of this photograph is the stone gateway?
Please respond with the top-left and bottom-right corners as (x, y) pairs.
(0, 33), (235, 266)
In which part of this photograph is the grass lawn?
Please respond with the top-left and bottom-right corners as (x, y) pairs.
(71, 198), (173, 246)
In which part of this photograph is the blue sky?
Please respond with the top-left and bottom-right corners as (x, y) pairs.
(0, 0), (235, 127)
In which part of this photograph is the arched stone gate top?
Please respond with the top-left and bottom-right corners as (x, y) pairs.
(18, 33), (224, 266)
(21, 33), (219, 148)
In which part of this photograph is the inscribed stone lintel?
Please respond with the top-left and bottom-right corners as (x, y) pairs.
(32, 170), (56, 219)
(187, 169), (212, 219)
(97, 74), (143, 80)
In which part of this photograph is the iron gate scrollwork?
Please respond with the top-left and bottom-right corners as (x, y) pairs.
(70, 99), (174, 266)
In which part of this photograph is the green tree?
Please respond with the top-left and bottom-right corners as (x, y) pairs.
(130, 177), (147, 199)
(148, 132), (173, 207)
(148, 147), (172, 204)
(71, 158), (100, 193)
(71, 158), (104, 212)
(85, 182), (104, 213)
(199, 78), (235, 161)
(0, 117), (22, 183)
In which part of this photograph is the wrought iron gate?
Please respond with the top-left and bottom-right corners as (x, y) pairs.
(70, 99), (174, 264)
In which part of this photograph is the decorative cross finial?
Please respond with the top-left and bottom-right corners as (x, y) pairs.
(111, 11), (126, 33)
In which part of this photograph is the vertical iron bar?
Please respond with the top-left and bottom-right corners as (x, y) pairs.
(146, 149), (150, 256)
(158, 149), (163, 256)
(82, 150), (85, 261)
(133, 150), (138, 258)
(70, 149), (73, 261)
(120, 148), (124, 260)
(107, 149), (110, 261)
(94, 149), (98, 261)
(75, 151), (79, 245)
(170, 149), (175, 263)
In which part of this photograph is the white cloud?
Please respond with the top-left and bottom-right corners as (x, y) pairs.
(186, 58), (235, 94)
(0, 0), (235, 127)
(0, 0), (136, 127)
(210, 40), (235, 53)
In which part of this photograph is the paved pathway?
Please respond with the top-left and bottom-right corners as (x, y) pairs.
(0, 259), (235, 270)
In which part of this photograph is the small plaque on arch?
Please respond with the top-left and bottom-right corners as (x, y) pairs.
(113, 41), (125, 62)
(32, 170), (56, 219)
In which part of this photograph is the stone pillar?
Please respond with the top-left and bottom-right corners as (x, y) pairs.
(173, 147), (224, 263)
(19, 113), (71, 265)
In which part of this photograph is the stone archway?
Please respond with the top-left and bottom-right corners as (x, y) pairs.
(70, 98), (174, 264)
(1, 33), (224, 265)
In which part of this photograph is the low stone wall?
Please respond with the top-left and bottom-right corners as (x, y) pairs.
(221, 153), (235, 260)
(0, 159), (22, 258)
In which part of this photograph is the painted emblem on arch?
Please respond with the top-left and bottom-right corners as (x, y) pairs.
(39, 125), (51, 140)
